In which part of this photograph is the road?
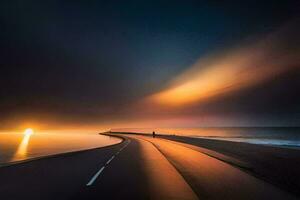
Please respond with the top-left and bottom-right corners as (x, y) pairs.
(0, 134), (296, 200)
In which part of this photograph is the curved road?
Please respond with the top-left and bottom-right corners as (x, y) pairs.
(0, 134), (296, 200)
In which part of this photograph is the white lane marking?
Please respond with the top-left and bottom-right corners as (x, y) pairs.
(106, 155), (115, 165)
(86, 166), (105, 186)
(86, 139), (131, 186)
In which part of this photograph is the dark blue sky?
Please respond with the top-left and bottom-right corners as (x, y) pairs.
(0, 1), (299, 129)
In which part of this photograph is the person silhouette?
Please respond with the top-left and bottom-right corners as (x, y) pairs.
(152, 131), (156, 138)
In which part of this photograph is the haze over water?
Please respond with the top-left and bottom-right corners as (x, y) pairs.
(0, 130), (121, 165)
(113, 127), (300, 148)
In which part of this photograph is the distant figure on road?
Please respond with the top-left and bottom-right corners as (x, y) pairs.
(152, 131), (156, 138)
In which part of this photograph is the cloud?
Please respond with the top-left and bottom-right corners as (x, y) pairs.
(147, 21), (300, 107)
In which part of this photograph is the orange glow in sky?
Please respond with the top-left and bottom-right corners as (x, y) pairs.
(148, 35), (299, 107)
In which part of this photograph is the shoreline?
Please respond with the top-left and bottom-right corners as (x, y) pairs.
(190, 136), (300, 150)
(2, 131), (299, 197)
(0, 133), (124, 168)
(110, 132), (300, 197)
(156, 134), (300, 197)
(0, 132), (298, 199)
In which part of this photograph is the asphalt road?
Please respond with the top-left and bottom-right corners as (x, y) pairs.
(0, 134), (296, 200)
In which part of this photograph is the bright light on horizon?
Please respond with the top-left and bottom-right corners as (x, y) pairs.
(24, 128), (34, 135)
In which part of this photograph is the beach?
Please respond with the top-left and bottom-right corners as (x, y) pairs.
(161, 134), (300, 197)
(0, 132), (298, 200)
(2, 1), (299, 199)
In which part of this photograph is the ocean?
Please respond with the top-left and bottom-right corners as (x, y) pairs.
(0, 130), (121, 166)
(113, 127), (300, 149)
(1, 127), (299, 166)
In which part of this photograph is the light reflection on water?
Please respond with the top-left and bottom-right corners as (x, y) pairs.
(12, 131), (33, 161)
(0, 130), (121, 165)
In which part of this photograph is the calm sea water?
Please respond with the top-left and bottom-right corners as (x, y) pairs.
(2, 127), (298, 166)
(113, 127), (300, 148)
(0, 130), (121, 165)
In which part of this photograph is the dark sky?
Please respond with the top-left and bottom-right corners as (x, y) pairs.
(0, 1), (299, 129)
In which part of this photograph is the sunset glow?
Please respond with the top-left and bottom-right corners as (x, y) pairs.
(24, 128), (34, 136)
(1, 1), (300, 199)
(149, 30), (299, 107)
(12, 128), (34, 161)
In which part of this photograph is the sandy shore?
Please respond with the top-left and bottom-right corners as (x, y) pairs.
(0, 132), (297, 199)
(160, 134), (300, 197)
